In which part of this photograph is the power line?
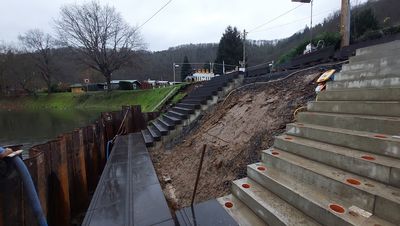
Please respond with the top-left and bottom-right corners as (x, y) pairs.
(249, 4), (304, 33)
(250, 9), (333, 34)
(136, 0), (173, 31)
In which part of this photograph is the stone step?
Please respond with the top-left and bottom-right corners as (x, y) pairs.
(261, 149), (400, 225)
(141, 129), (154, 147)
(147, 125), (161, 141)
(356, 40), (400, 56)
(341, 57), (400, 74)
(152, 120), (168, 136)
(285, 123), (400, 159)
(247, 163), (396, 226)
(217, 194), (267, 226)
(317, 88), (400, 101)
(273, 135), (400, 188)
(158, 118), (175, 130)
(297, 112), (400, 135)
(327, 77), (400, 90)
(350, 50), (400, 64)
(307, 101), (400, 117)
(231, 177), (321, 226)
(181, 98), (207, 105)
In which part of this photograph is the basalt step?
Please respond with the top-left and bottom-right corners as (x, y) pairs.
(141, 129), (154, 147)
(157, 117), (175, 130)
(231, 177), (321, 226)
(176, 103), (200, 110)
(151, 120), (168, 136)
(162, 114), (182, 125)
(217, 194), (267, 226)
(274, 135), (400, 188)
(307, 100), (400, 117)
(166, 110), (188, 120)
(297, 112), (400, 135)
(326, 76), (400, 90)
(147, 125), (161, 141)
(247, 162), (396, 226)
(285, 123), (400, 159)
(261, 149), (400, 225)
(316, 87), (400, 101)
(172, 106), (194, 115)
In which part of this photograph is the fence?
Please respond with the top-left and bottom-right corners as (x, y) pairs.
(0, 105), (159, 226)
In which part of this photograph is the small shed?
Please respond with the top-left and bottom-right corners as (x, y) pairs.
(70, 84), (85, 93)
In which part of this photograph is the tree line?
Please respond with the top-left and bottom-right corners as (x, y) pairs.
(1, 0), (400, 95)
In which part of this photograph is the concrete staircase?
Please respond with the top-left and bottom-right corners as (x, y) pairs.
(217, 40), (400, 225)
(141, 72), (243, 148)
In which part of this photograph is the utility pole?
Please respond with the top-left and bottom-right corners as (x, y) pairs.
(310, 0), (313, 48)
(173, 62), (176, 82)
(340, 0), (351, 48)
(242, 29), (247, 69)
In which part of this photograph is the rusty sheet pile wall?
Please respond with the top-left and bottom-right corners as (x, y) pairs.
(0, 105), (159, 226)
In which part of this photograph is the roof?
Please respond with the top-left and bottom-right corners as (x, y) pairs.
(70, 83), (83, 88)
(110, 80), (141, 84)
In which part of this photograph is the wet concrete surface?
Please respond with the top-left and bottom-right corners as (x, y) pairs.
(82, 133), (173, 226)
(176, 199), (238, 226)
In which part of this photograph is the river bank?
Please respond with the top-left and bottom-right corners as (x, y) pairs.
(0, 85), (182, 112)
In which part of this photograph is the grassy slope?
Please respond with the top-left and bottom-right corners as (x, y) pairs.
(0, 85), (181, 112)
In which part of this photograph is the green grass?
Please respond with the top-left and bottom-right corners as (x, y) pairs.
(170, 92), (186, 105)
(0, 85), (182, 112)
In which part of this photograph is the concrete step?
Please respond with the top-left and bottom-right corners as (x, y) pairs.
(147, 125), (161, 141)
(317, 88), (400, 101)
(261, 149), (400, 224)
(163, 114), (181, 125)
(181, 98), (207, 105)
(337, 67), (400, 82)
(285, 123), (400, 159)
(297, 112), (400, 135)
(152, 120), (168, 136)
(274, 135), (400, 188)
(141, 129), (154, 147)
(231, 177), (321, 226)
(217, 194), (267, 226)
(247, 163), (396, 226)
(307, 101), (400, 117)
(327, 77), (400, 90)
(158, 118), (175, 130)
(350, 50), (400, 64)
(341, 57), (400, 74)
(356, 40), (400, 56)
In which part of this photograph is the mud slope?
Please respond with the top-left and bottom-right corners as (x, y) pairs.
(150, 70), (321, 209)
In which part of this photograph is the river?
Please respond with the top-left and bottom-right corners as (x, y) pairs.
(0, 109), (102, 150)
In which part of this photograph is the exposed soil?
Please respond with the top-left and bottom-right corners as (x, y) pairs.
(149, 69), (321, 210)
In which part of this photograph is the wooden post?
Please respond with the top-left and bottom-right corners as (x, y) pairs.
(340, 0), (351, 48)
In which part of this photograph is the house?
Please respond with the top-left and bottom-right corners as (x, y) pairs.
(109, 80), (142, 90)
(186, 70), (218, 82)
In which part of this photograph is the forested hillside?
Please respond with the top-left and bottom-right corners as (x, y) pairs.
(1, 0), (400, 93)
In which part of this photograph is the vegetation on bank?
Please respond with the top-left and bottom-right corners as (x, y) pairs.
(0, 85), (182, 112)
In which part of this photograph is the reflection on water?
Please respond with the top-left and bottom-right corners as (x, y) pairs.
(0, 109), (102, 149)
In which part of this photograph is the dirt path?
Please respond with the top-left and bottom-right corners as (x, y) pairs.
(149, 70), (321, 210)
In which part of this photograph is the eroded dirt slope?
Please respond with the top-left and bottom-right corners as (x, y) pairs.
(149, 70), (321, 210)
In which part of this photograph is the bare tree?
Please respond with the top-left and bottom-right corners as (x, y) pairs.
(19, 29), (55, 94)
(55, 1), (144, 91)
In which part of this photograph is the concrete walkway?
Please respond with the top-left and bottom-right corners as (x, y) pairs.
(82, 133), (174, 226)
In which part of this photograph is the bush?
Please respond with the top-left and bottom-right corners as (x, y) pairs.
(277, 32), (341, 65)
(119, 81), (133, 90)
(357, 30), (384, 42)
(382, 24), (400, 36)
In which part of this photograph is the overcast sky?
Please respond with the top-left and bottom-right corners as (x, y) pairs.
(0, 0), (367, 51)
